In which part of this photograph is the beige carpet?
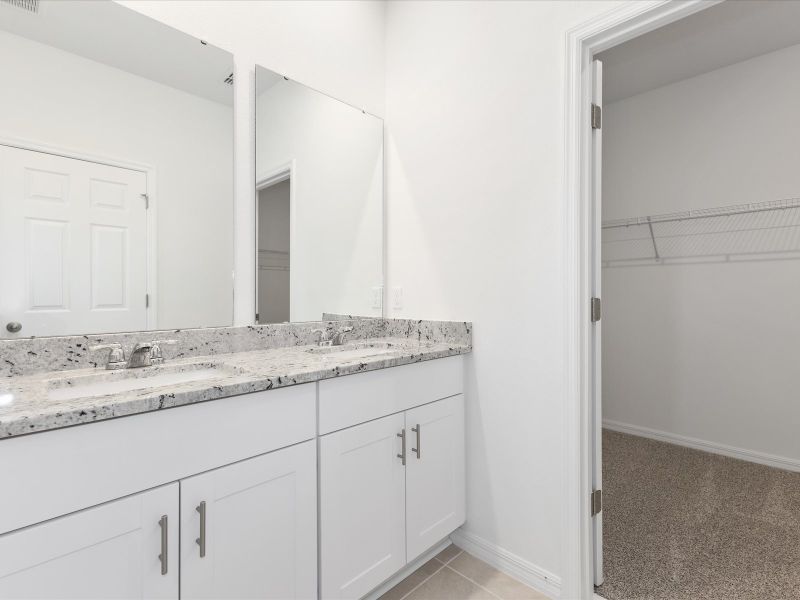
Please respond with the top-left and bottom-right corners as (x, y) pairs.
(596, 430), (800, 600)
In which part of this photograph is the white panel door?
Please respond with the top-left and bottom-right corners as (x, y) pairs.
(180, 441), (317, 600)
(405, 395), (465, 562)
(0, 145), (148, 338)
(320, 413), (406, 600)
(0, 483), (178, 599)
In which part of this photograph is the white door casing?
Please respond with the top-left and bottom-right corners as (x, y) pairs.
(320, 413), (407, 600)
(179, 440), (317, 600)
(405, 395), (466, 562)
(0, 144), (148, 338)
(590, 59), (604, 587)
(0, 483), (178, 599)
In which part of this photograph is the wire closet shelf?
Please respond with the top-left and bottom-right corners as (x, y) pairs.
(602, 197), (800, 267)
(258, 248), (289, 272)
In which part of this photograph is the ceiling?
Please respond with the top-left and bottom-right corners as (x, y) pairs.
(598, 0), (800, 104)
(0, 0), (233, 106)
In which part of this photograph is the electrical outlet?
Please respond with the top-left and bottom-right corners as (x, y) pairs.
(392, 286), (403, 310)
(371, 286), (383, 310)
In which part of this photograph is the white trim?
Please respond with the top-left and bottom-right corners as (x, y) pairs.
(603, 419), (800, 473)
(362, 538), (452, 600)
(255, 160), (296, 323)
(450, 529), (561, 600)
(562, 2), (722, 598)
(0, 133), (159, 329)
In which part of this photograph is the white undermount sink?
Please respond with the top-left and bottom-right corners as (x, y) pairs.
(47, 363), (233, 402)
(305, 341), (398, 357)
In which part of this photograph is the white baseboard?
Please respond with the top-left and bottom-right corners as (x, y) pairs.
(450, 529), (561, 600)
(603, 419), (800, 473)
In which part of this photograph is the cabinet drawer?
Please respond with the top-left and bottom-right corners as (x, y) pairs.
(318, 356), (463, 434)
(0, 384), (316, 535)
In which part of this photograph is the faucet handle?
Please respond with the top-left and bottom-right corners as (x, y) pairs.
(89, 343), (126, 370)
(148, 340), (177, 365)
(311, 328), (333, 346)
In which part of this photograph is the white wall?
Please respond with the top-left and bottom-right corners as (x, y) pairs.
(385, 0), (619, 583)
(116, 0), (637, 590)
(602, 44), (800, 464)
(256, 78), (383, 321)
(0, 31), (233, 331)
(117, 0), (387, 325)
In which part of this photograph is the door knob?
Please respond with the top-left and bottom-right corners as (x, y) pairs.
(6, 322), (21, 333)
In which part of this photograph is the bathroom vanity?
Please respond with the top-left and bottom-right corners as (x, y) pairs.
(0, 3), (467, 598)
(0, 319), (471, 599)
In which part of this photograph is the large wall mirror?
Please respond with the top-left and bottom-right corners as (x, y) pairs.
(0, 0), (234, 339)
(255, 66), (384, 323)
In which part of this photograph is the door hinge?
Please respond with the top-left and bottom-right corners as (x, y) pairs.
(591, 489), (603, 516)
(145, 293), (150, 308)
(591, 297), (601, 322)
(591, 103), (602, 129)
(141, 193), (149, 209)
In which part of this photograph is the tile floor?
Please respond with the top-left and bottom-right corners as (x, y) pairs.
(379, 545), (549, 600)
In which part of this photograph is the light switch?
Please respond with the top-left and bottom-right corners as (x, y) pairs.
(392, 286), (403, 310)
(371, 286), (383, 310)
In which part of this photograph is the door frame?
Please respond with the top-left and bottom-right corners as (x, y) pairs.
(561, 1), (722, 598)
(0, 133), (158, 330)
(255, 159), (296, 323)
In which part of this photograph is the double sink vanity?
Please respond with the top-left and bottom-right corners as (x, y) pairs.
(0, 318), (471, 598)
(0, 2), (470, 598)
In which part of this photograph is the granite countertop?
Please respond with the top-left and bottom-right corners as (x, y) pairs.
(0, 337), (470, 439)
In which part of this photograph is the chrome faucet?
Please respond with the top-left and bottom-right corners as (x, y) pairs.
(126, 340), (177, 368)
(330, 326), (354, 346)
(310, 326), (354, 347)
(89, 340), (177, 370)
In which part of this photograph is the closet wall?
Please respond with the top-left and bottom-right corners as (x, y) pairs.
(602, 43), (800, 468)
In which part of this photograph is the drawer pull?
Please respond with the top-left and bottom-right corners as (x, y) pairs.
(411, 424), (421, 459)
(397, 429), (406, 466)
(158, 515), (168, 575)
(196, 501), (207, 557)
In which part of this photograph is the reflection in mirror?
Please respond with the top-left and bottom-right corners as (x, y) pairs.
(255, 66), (383, 323)
(0, 0), (234, 339)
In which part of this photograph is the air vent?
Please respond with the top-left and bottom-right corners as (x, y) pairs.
(223, 73), (234, 86)
(0, 0), (39, 13)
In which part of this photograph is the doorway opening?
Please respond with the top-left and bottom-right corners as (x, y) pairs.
(256, 174), (291, 324)
(572, 2), (800, 599)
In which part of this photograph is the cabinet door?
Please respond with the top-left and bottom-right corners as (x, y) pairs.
(405, 395), (466, 562)
(0, 483), (178, 599)
(320, 413), (406, 599)
(180, 440), (317, 600)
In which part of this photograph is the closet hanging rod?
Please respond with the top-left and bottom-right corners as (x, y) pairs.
(602, 197), (800, 230)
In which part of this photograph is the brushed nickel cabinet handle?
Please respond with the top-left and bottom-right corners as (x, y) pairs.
(397, 429), (406, 466)
(411, 424), (421, 459)
(196, 501), (206, 558)
(158, 515), (168, 575)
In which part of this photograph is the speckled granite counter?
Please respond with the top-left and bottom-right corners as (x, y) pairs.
(0, 319), (471, 439)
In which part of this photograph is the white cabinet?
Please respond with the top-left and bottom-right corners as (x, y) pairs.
(405, 395), (465, 562)
(320, 413), (407, 600)
(0, 357), (465, 600)
(0, 483), (179, 599)
(320, 395), (465, 599)
(180, 440), (318, 600)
